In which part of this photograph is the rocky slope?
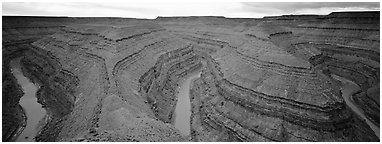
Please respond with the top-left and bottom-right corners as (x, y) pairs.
(2, 11), (379, 142)
(262, 11), (380, 128)
(2, 17), (68, 141)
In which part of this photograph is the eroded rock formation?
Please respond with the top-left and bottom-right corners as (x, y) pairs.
(2, 11), (380, 142)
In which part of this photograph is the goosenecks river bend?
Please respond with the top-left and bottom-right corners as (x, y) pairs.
(172, 72), (380, 138)
(9, 57), (379, 140)
(174, 72), (201, 136)
(11, 57), (46, 142)
(332, 74), (380, 139)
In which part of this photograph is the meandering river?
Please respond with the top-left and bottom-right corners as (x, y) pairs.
(331, 74), (380, 139)
(174, 72), (201, 136)
(11, 57), (46, 142)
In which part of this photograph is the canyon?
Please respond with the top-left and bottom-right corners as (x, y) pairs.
(2, 11), (380, 142)
(174, 72), (202, 136)
(10, 57), (46, 142)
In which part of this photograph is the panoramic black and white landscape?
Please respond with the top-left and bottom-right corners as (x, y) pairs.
(2, 2), (380, 142)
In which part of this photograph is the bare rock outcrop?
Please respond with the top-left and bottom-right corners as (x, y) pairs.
(261, 11), (380, 128)
(2, 12), (379, 142)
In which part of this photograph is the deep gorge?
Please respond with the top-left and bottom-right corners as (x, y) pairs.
(2, 11), (380, 142)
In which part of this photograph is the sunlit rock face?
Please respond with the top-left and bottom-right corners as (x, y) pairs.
(2, 11), (379, 142)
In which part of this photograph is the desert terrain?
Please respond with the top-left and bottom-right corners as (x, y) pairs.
(2, 11), (380, 141)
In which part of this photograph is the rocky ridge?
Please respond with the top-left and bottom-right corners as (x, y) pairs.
(2, 11), (379, 142)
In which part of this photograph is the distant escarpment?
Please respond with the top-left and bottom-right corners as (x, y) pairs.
(2, 12), (379, 142)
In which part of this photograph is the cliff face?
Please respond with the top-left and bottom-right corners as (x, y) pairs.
(138, 45), (203, 123)
(2, 44), (27, 142)
(2, 12), (379, 142)
(262, 11), (380, 128)
(2, 17), (68, 141)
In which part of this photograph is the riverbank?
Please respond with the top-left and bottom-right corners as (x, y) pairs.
(173, 72), (202, 136)
(331, 74), (380, 139)
(11, 57), (46, 142)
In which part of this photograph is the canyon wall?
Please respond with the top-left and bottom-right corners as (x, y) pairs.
(263, 11), (380, 127)
(2, 12), (379, 142)
(2, 17), (68, 141)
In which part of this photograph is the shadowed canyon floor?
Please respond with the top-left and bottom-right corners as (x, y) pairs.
(2, 11), (380, 142)
(331, 74), (380, 138)
(10, 57), (45, 142)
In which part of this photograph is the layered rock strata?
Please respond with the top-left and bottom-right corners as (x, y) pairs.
(2, 17), (68, 141)
(262, 11), (380, 127)
(2, 12), (379, 142)
(2, 44), (28, 142)
(3, 17), (187, 142)
(138, 45), (203, 123)
(189, 50), (376, 141)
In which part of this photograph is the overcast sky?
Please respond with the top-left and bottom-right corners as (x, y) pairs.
(2, 1), (380, 18)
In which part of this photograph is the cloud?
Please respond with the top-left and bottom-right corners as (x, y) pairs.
(2, 2), (160, 18)
(2, 2), (247, 18)
(241, 2), (380, 16)
(2, 2), (380, 18)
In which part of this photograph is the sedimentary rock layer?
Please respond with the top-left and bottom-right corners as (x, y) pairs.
(2, 44), (28, 142)
(2, 12), (379, 142)
(139, 45), (203, 123)
(190, 52), (376, 141)
(261, 12), (380, 127)
(2, 17), (69, 141)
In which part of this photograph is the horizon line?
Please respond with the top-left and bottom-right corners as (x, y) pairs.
(2, 10), (380, 19)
